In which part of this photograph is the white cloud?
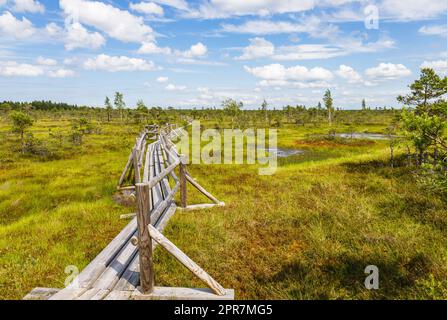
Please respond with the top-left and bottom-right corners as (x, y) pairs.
(48, 68), (75, 78)
(65, 22), (106, 51)
(235, 36), (391, 62)
(130, 2), (164, 16)
(237, 37), (275, 60)
(273, 44), (346, 60)
(165, 83), (186, 91)
(419, 25), (447, 37)
(0, 61), (44, 76)
(151, 0), (189, 11)
(381, 0), (447, 21)
(365, 63), (412, 80)
(138, 42), (172, 55)
(177, 42), (208, 58)
(157, 76), (169, 82)
(336, 65), (362, 83)
(36, 56), (58, 66)
(84, 54), (158, 72)
(222, 20), (317, 35)
(45, 22), (63, 37)
(60, 0), (155, 43)
(0, 11), (36, 39)
(189, 0), (315, 19)
(12, 0), (45, 14)
(421, 59), (447, 75)
(244, 63), (334, 82)
(257, 79), (330, 89)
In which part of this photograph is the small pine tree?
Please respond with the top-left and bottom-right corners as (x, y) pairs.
(114, 92), (126, 121)
(10, 111), (33, 153)
(323, 89), (334, 125)
(362, 99), (367, 110)
(105, 96), (112, 122)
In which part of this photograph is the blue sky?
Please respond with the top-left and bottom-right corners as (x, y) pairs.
(0, 0), (447, 109)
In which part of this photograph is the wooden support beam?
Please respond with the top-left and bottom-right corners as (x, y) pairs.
(145, 158), (180, 189)
(120, 213), (136, 219)
(177, 203), (225, 212)
(151, 182), (180, 224)
(148, 225), (226, 296)
(117, 185), (135, 191)
(185, 174), (221, 205)
(135, 183), (154, 294)
(180, 156), (187, 208)
(117, 150), (134, 188)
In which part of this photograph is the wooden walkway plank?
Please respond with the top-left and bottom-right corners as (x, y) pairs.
(43, 125), (232, 301)
(132, 287), (234, 300)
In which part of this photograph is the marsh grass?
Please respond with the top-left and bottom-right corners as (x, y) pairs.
(1, 119), (446, 299)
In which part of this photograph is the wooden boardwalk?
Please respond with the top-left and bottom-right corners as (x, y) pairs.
(25, 124), (233, 300)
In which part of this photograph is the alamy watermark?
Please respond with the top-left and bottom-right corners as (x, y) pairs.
(64, 265), (79, 288)
(364, 5), (379, 30)
(174, 121), (278, 175)
(364, 265), (379, 290)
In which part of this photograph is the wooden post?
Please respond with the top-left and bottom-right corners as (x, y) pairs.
(135, 183), (154, 293)
(180, 155), (187, 208)
(132, 148), (141, 184)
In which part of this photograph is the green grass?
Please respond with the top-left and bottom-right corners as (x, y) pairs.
(1, 117), (447, 300)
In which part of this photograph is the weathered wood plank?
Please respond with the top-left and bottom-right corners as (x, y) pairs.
(180, 157), (187, 208)
(178, 203), (225, 211)
(49, 288), (87, 300)
(135, 183), (154, 293)
(23, 287), (60, 300)
(103, 290), (133, 300)
(148, 225), (226, 296)
(185, 174), (221, 205)
(132, 287), (234, 300)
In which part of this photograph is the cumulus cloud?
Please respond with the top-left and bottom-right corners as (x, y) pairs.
(0, 11), (36, 39)
(84, 54), (158, 72)
(273, 44), (346, 60)
(60, 0), (155, 43)
(65, 22), (106, 51)
(45, 22), (63, 37)
(48, 68), (75, 78)
(336, 65), (362, 83)
(381, 0), (447, 21)
(151, 0), (189, 11)
(228, 19), (394, 61)
(222, 20), (311, 35)
(157, 76), (169, 82)
(365, 63), (412, 80)
(237, 37), (275, 60)
(421, 59), (447, 75)
(0, 61), (44, 76)
(36, 56), (58, 66)
(165, 83), (186, 91)
(177, 42), (208, 58)
(12, 0), (45, 13)
(419, 25), (447, 37)
(138, 42), (172, 55)
(130, 2), (164, 16)
(188, 0), (315, 19)
(245, 64), (333, 82)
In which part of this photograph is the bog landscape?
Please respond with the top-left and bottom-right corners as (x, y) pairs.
(0, 0), (447, 301)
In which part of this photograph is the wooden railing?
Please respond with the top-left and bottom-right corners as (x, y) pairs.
(117, 123), (229, 297)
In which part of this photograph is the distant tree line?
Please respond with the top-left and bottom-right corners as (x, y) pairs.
(0, 100), (81, 111)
